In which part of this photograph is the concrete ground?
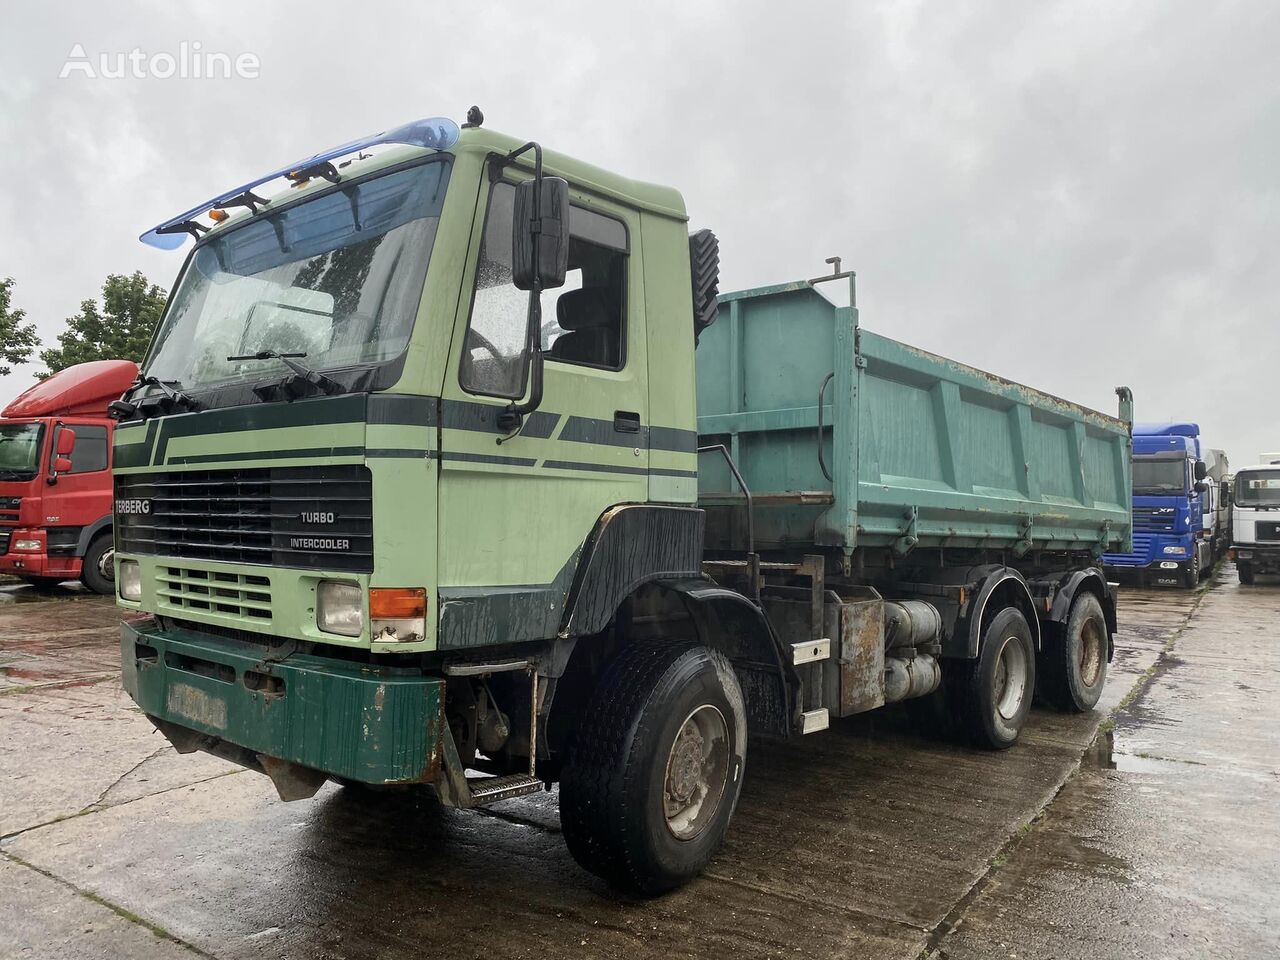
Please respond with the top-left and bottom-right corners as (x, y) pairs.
(0, 568), (1274, 959)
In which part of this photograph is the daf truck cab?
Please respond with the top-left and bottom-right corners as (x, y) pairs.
(1230, 464), (1280, 584)
(1104, 422), (1211, 587)
(1, 360), (138, 594)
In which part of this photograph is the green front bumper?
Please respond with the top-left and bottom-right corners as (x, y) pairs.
(121, 618), (445, 785)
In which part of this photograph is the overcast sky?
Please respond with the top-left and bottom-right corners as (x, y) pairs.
(2, 1), (1277, 464)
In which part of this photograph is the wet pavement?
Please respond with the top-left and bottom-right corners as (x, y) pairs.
(0, 570), (1272, 959)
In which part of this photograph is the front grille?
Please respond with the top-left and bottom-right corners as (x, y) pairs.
(156, 566), (272, 621)
(1104, 532), (1156, 566)
(0, 531), (9, 555)
(1257, 521), (1280, 542)
(0, 497), (19, 522)
(115, 465), (373, 572)
(1133, 506), (1176, 532)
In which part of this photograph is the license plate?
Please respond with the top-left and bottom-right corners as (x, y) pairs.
(166, 682), (227, 731)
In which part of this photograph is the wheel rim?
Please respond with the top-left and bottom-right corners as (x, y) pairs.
(992, 635), (1028, 722)
(97, 547), (115, 583)
(1078, 616), (1104, 688)
(662, 704), (730, 841)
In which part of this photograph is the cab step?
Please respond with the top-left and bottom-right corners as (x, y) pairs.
(467, 773), (544, 805)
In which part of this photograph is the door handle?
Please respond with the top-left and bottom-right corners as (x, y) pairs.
(613, 410), (641, 434)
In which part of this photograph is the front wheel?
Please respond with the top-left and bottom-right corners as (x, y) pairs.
(559, 640), (747, 896)
(80, 533), (115, 596)
(1238, 561), (1255, 585)
(1181, 553), (1200, 589)
(948, 607), (1036, 749)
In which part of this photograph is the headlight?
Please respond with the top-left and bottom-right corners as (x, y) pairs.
(370, 587), (427, 643)
(317, 581), (363, 637)
(118, 560), (142, 600)
(13, 539), (41, 552)
(1162, 546), (1186, 555)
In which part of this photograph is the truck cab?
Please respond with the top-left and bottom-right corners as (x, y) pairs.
(1230, 464), (1280, 584)
(1103, 422), (1211, 587)
(0, 360), (137, 593)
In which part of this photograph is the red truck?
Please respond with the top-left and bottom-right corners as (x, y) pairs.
(0, 360), (138, 594)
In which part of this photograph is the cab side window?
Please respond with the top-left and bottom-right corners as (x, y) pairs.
(61, 425), (109, 474)
(460, 181), (628, 398)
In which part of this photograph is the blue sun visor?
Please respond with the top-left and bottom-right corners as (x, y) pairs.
(139, 115), (460, 249)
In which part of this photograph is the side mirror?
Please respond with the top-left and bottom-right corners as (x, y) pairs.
(1194, 460), (1208, 482)
(512, 176), (570, 291)
(54, 456), (73, 473)
(1194, 481), (1208, 493)
(57, 428), (77, 456)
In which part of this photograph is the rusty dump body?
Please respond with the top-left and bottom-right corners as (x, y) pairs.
(695, 275), (1134, 560)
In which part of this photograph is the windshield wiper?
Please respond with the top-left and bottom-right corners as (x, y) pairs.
(110, 376), (201, 420)
(228, 351), (343, 400)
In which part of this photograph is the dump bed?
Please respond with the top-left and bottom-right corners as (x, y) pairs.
(695, 276), (1133, 556)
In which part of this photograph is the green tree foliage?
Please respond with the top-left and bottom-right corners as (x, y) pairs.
(0, 277), (40, 376)
(39, 272), (167, 376)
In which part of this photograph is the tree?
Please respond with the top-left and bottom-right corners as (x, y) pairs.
(39, 272), (167, 376)
(0, 277), (40, 377)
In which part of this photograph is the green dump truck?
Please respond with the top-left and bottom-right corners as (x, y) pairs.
(113, 111), (1133, 895)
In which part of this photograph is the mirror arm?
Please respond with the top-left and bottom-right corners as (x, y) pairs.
(497, 141), (547, 443)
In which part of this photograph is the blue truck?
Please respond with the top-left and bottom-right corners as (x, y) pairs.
(1103, 422), (1213, 587)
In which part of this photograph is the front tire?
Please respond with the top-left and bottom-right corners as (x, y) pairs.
(948, 607), (1036, 749)
(560, 640), (747, 896)
(80, 533), (115, 596)
(1037, 592), (1108, 712)
(1181, 553), (1200, 589)
(1238, 561), (1255, 585)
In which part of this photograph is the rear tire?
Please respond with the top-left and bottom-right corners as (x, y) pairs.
(1037, 592), (1108, 713)
(80, 533), (115, 596)
(560, 639), (747, 896)
(948, 607), (1036, 749)
(1238, 561), (1255, 585)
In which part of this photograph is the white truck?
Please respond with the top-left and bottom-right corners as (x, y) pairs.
(1230, 463), (1280, 584)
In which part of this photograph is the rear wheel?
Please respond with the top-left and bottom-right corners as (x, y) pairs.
(948, 607), (1036, 749)
(560, 639), (747, 896)
(80, 533), (115, 596)
(1037, 592), (1108, 712)
(1238, 561), (1255, 585)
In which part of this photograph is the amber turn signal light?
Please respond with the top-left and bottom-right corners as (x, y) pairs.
(208, 208), (229, 222)
(369, 587), (427, 619)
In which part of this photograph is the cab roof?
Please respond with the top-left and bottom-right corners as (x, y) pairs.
(140, 114), (687, 249)
(2, 360), (138, 418)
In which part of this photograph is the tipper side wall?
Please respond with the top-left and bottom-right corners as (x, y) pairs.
(696, 279), (1132, 557)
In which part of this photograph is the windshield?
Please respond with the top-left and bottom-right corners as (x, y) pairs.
(1236, 470), (1280, 507)
(1132, 456), (1187, 495)
(0, 422), (44, 481)
(144, 159), (450, 391)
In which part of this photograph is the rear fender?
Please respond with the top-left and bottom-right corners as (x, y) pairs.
(949, 567), (1040, 659)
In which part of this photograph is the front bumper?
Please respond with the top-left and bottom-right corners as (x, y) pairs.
(0, 543), (80, 580)
(121, 617), (445, 787)
(1232, 544), (1280, 571)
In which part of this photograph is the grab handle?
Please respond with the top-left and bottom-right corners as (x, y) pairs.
(817, 372), (835, 482)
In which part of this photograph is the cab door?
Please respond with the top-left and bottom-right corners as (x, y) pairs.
(45, 421), (111, 560)
(436, 176), (648, 648)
